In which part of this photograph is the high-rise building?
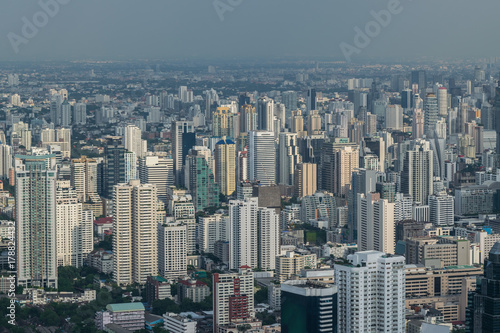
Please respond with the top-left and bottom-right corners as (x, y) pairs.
(171, 120), (194, 185)
(429, 193), (454, 226)
(307, 109), (321, 135)
(278, 132), (301, 186)
(282, 91), (297, 118)
(301, 191), (336, 228)
(357, 193), (396, 254)
(257, 207), (280, 270)
(320, 141), (359, 197)
(0, 144), (13, 179)
(385, 105), (403, 130)
(168, 190), (196, 255)
(60, 100), (72, 127)
(401, 139), (434, 205)
(124, 125), (146, 159)
(16, 154), (58, 288)
(257, 97), (275, 132)
(73, 102), (87, 125)
(467, 242), (500, 332)
(401, 89), (413, 109)
(412, 109), (425, 139)
(335, 251), (405, 333)
(184, 146), (219, 211)
(55, 181), (93, 267)
(438, 87), (448, 117)
(139, 155), (174, 203)
(71, 155), (100, 204)
(291, 109), (305, 136)
(112, 180), (158, 285)
(247, 131), (276, 186)
(307, 88), (317, 112)
(214, 137), (236, 196)
(213, 107), (239, 139)
(240, 104), (257, 134)
(213, 267), (254, 331)
(424, 93), (439, 136)
(294, 163), (317, 198)
(104, 136), (126, 198)
(411, 70), (427, 96)
(229, 198), (258, 270)
(158, 222), (187, 279)
(198, 213), (229, 253)
(281, 280), (337, 333)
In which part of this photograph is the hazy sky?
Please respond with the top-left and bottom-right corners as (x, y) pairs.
(0, 0), (499, 62)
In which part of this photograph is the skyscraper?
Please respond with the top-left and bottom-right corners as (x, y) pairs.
(73, 102), (87, 125)
(71, 155), (99, 203)
(278, 132), (301, 186)
(257, 97), (275, 132)
(16, 154), (58, 288)
(213, 106), (239, 139)
(307, 88), (317, 112)
(247, 131), (276, 186)
(214, 137), (236, 196)
(184, 146), (219, 211)
(357, 193), (396, 254)
(437, 87), (448, 117)
(104, 136), (126, 198)
(424, 93), (439, 136)
(467, 242), (500, 332)
(229, 198), (258, 270)
(429, 193), (454, 226)
(335, 251), (405, 333)
(113, 180), (158, 285)
(139, 155), (174, 203)
(0, 144), (13, 179)
(168, 190), (196, 255)
(213, 267), (254, 331)
(320, 141), (359, 197)
(240, 104), (257, 134)
(171, 120), (194, 185)
(401, 139), (434, 205)
(307, 109), (321, 135)
(411, 70), (426, 96)
(158, 222), (187, 279)
(124, 125), (146, 159)
(294, 163), (317, 198)
(55, 180), (93, 267)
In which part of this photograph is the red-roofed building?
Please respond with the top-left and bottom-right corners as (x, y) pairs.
(178, 279), (210, 303)
(94, 217), (113, 239)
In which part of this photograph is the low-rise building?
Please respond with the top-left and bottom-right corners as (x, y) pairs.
(95, 303), (145, 331)
(178, 279), (211, 303)
(163, 312), (197, 333)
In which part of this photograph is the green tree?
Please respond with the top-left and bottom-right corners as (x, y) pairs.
(40, 308), (61, 326)
(254, 287), (268, 305)
(152, 298), (180, 315)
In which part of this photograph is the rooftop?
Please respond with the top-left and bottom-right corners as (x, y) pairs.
(106, 302), (145, 312)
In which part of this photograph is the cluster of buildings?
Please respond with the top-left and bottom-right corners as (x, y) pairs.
(4, 64), (500, 332)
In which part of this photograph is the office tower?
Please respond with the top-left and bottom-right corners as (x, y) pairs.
(71, 155), (99, 203)
(276, 252), (318, 282)
(307, 88), (317, 112)
(257, 207), (280, 270)
(320, 141), (359, 197)
(467, 242), (500, 332)
(275, 102), (286, 130)
(139, 155), (174, 203)
(7, 73), (19, 86)
(178, 86), (188, 103)
(405, 237), (470, 266)
(112, 180), (158, 285)
(294, 163), (317, 198)
(213, 267), (254, 331)
(257, 97), (275, 132)
(424, 93), (439, 136)
(11, 122), (32, 152)
(198, 214), (229, 253)
(55, 181), (93, 267)
(240, 104), (257, 134)
(168, 190), (196, 255)
(247, 131), (276, 186)
(281, 280), (337, 333)
(237, 150), (248, 182)
(401, 139), (434, 205)
(385, 105), (403, 130)
(214, 137), (236, 196)
(401, 89), (413, 109)
(357, 193), (396, 254)
(282, 91), (297, 118)
(16, 154), (58, 288)
(0, 144), (13, 179)
(124, 151), (137, 183)
(412, 109), (425, 139)
(438, 87), (448, 117)
(307, 109), (321, 135)
(73, 102), (87, 125)
(229, 198), (258, 270)
(238, 93), (251, 109)
(60, 100), (72, 127)
(411, 70), (427, 96)
(335, 251), (405, 333)
(213, 106), (240, 139)
(428, 193), (454, 226)
(278, 132), (301, 186)
(291, 109), (305, 136)
(104, 136), (126, 198)
(124, 125), (146, 159)
(365, 112), (377, 135)
(301, 191), (336, 228)
(171, 120), (194, 185)
(158, 222), (187, 279)
(184, 146), (219, 211)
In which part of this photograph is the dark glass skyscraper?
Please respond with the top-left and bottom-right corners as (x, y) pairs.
(467, 242), (500, 332)
(104, 136), (126, 198)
